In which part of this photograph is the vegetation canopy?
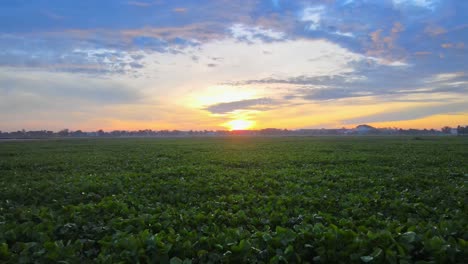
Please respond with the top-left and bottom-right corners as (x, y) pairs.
(0, 137), (467, 263)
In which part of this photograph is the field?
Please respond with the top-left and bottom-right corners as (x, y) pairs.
(0, 137), (467, 263)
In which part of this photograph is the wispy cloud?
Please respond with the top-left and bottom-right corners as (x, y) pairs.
(0, 35), (148, 75)
(366, 22), (406, 61)
(441, 42), (465, 49)
(426, 72), (466, 83)
(226, 66), (468, 103)
(230, 24), (286, 42)
(204, 98), (278, 114)
(424, 24), (447, 36)
(40, 10), (64, 20)
(343, 102), (467, 124)
(414, 51), (432, 55)
(392, 0), (439, 10)
(127, 1), (152, 7)
(173, 7), (188, 13)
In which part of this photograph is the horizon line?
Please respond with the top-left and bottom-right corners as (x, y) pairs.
(1, 124), (467, 133)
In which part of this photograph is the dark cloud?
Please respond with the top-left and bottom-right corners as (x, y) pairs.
(226, 74), (357, 86)
(191, 55), (199, 62)
(301, 88), (365, 101)
(227, 62), (468, 102)
(204, 98), (278, 114)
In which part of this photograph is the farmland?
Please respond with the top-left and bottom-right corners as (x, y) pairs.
(0, 137), (467, 263)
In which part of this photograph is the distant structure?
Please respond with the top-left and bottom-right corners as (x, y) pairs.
(355, 124), (377, 134)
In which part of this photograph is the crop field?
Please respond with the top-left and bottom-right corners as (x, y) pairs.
(0, 137), (467, 263)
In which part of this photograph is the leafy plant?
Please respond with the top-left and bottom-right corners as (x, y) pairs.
(0, 137), (466, 263)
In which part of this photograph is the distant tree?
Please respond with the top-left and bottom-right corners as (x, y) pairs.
(457, 125), (468, 135)
(441, 126), (451, 134)
(97, 129), (106, 137)
(58, 129), (69, 137)
(71, 130), (86, 137)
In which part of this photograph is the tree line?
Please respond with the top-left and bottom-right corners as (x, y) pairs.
(1, 125), (467, 139)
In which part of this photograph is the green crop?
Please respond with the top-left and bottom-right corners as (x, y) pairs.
(0, 137), (467, 263)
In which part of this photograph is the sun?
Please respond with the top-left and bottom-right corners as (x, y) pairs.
(225, 119), (255, 130)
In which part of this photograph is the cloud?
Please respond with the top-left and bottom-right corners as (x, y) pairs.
(343, 102), (467, 124)
(1, 32), (369, 124)
(41, 10), (65, 20)
(127, 1), (152, 7)
(0, 35), (149, 75)
(392, 0), (438, 10)
(0, 69), (142, 106)
(173, 8), (187, 13)
(301, 6), (325, 31)
(204, 98), (277, 114)
(333, 31), (355, 38)
(426, 71), (466, 83)
(226, 66), (468, 102)
(424, 25), (447, 36)
(441, 42), (465, 49)
(366, 22), (406, 61)
(414, 51), (432, 55)
(302, 88), (368, 101)
(226, 74), (359, 86)
(230, 24), (286, 42)
(120, 23), (224, 44)
(1, 0), (458, 78)
(340, 0), (354, 6)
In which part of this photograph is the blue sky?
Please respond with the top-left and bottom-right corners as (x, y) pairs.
(0, 0), (467, 131)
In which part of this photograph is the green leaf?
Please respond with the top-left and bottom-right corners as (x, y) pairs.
(0, 243), (9, 258)
(285, 245), (294, 255)
(427, 236), (444, 250)
(361, 256), (373, 262)
(170, 257), (183, 264)
(370, 248), (382, 258)
(399, 231), (417, 244)
(263, 233), (273, 242)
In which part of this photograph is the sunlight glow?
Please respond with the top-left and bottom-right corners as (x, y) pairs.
(224, 119), (255, 130)
(189, 86), (258, 109)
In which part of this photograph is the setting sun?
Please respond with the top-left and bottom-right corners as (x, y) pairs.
(225, 119), (255, 130)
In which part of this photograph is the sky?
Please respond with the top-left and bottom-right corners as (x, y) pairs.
(0, 0), (467, 131)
